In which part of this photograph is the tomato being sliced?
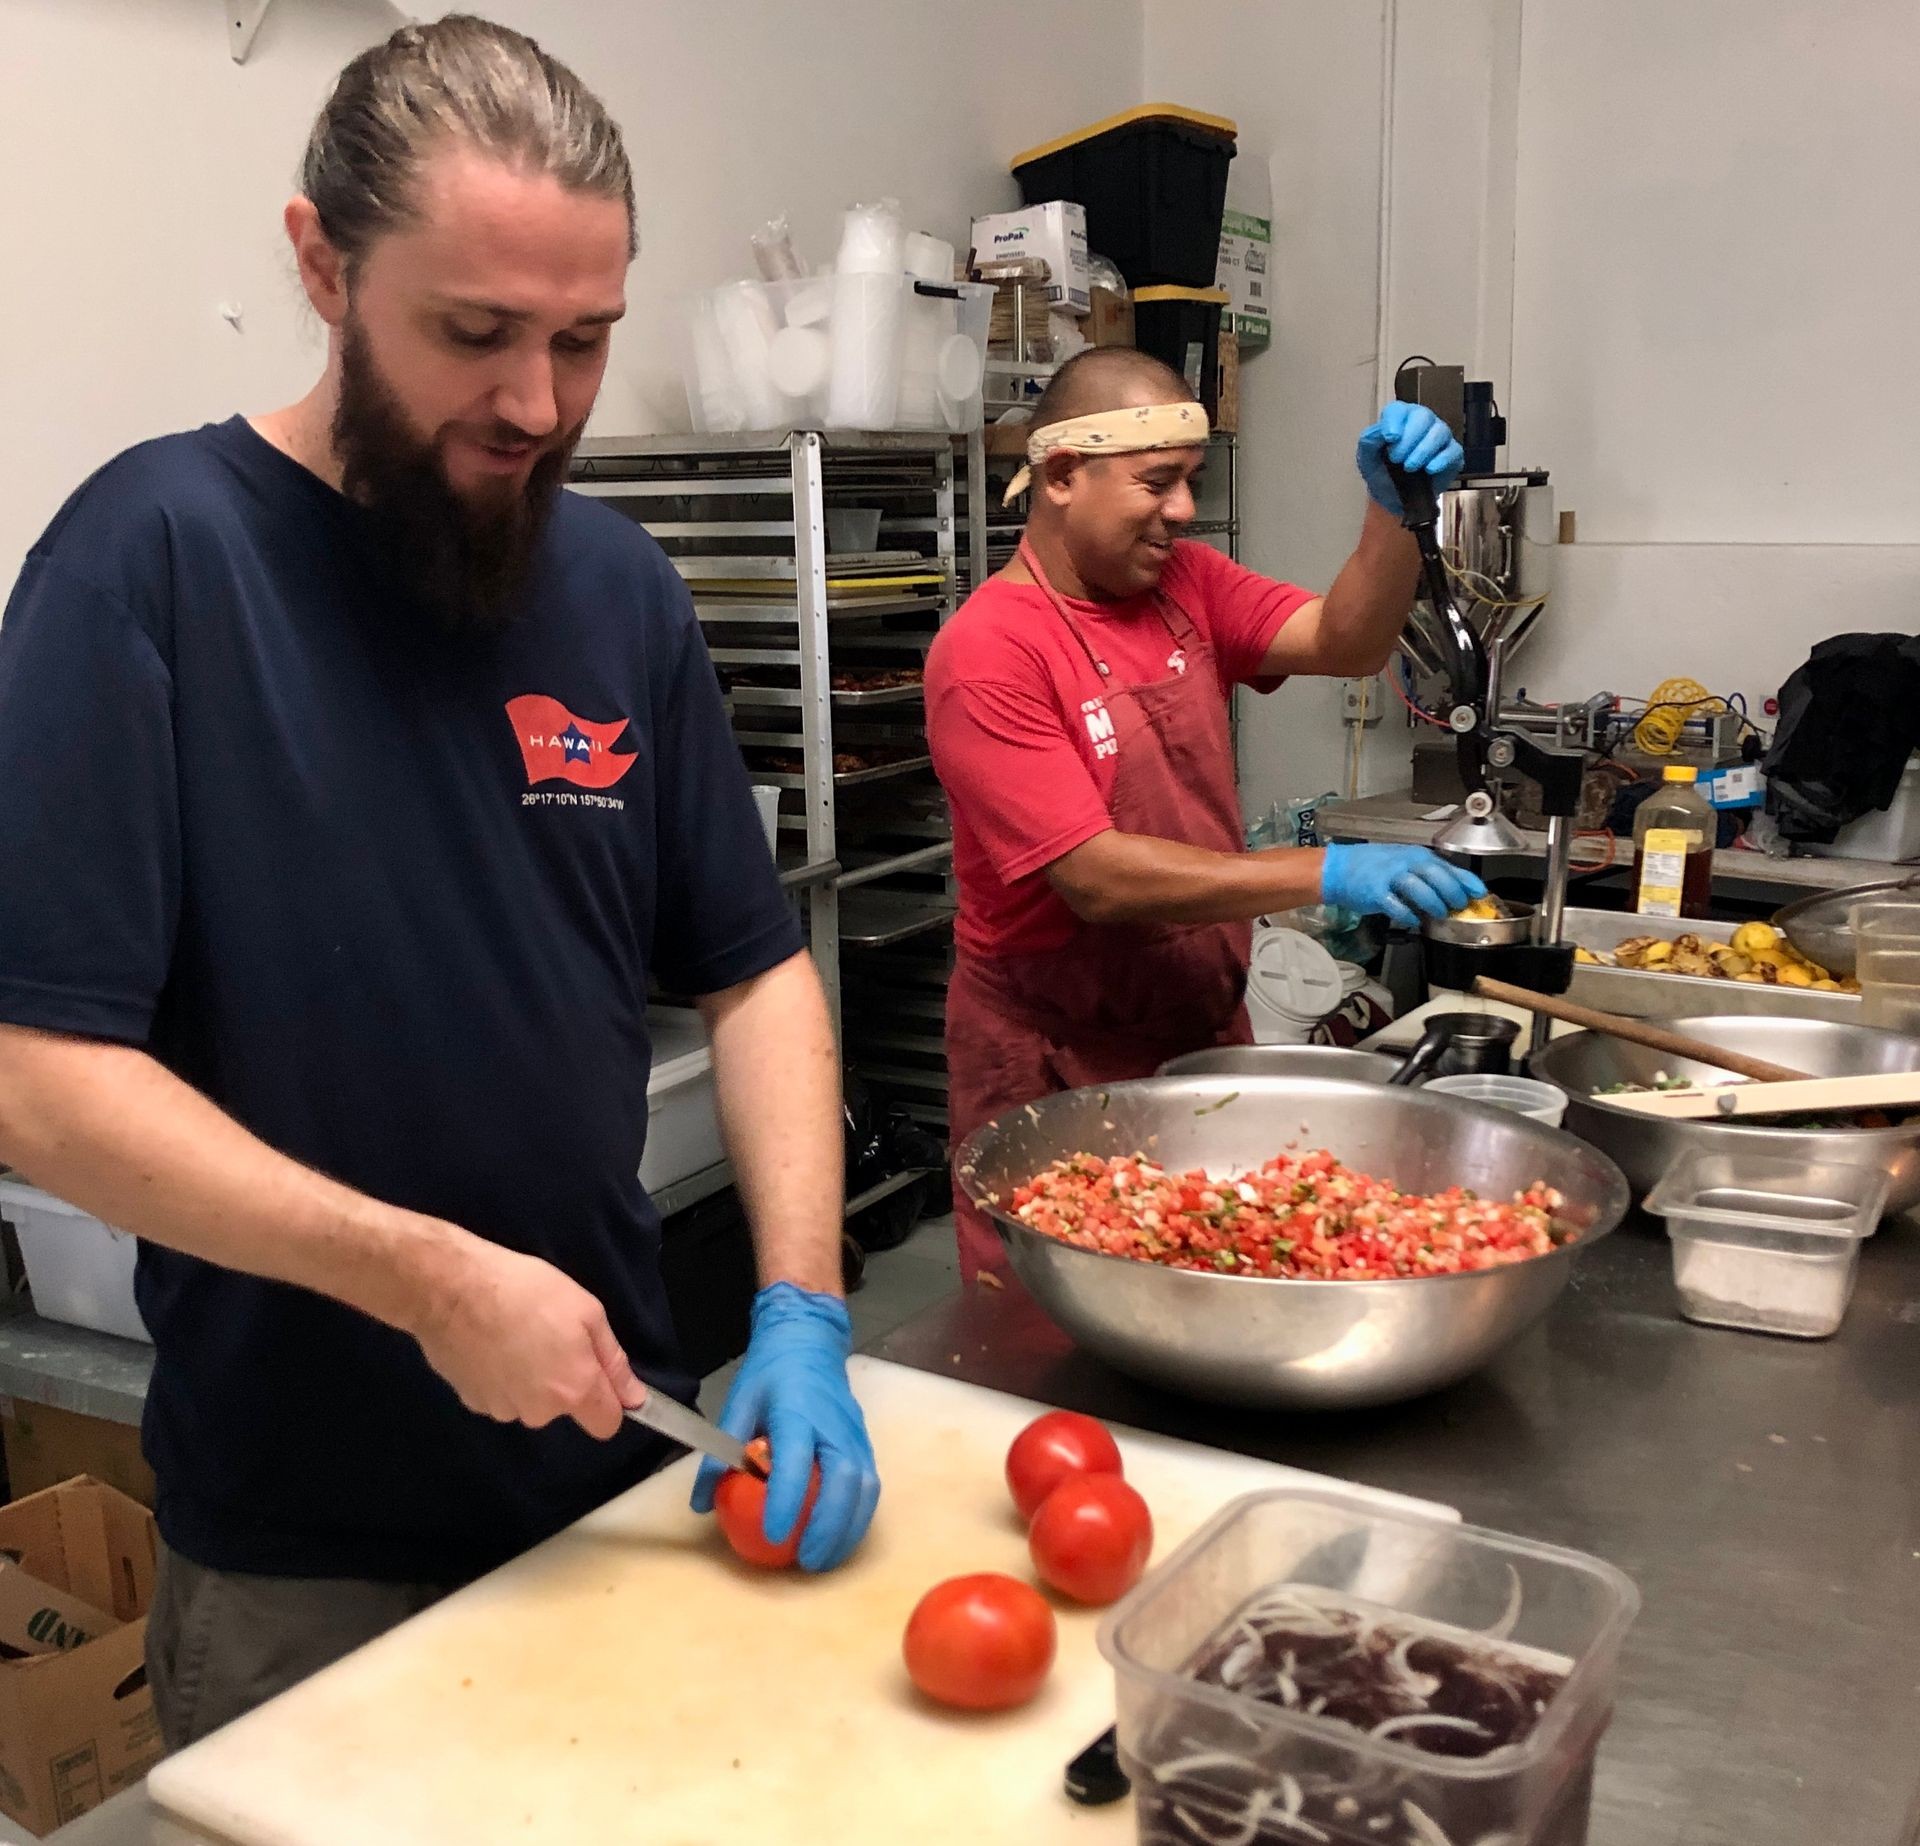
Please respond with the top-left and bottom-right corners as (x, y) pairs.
(1005, 1410), (1123, 1523)
(903, 1573), (1057, 1711)
(1028, 1473), (1154, 1606)
(713, 1437), (821, 1570)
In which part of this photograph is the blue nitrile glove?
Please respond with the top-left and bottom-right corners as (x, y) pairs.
(1321, 842), (1487, 930)
(1356, 401), (1466, 516)
(689, 1283), (879, 1572)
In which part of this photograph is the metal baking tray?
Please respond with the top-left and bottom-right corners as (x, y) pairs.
(750, 754), (933, 791)
(837, 891), (956, 948)
(1561, 906), (1860, 1023)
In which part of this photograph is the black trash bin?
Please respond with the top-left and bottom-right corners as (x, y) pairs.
(1012, 104), (1237, 290)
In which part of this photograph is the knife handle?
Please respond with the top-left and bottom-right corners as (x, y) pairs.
(1064, 1725), (1129, 1806)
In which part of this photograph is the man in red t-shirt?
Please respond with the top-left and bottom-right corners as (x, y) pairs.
(927, 349), (1485, 1277)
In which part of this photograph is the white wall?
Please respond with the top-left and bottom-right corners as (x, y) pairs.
(1507, 0), (1920, 714)
(1143, 0), (1521, 813)
(0, 0), (1141, 581)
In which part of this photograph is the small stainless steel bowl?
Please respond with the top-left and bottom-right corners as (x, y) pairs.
(956, 1074), (1629, 1410)
(1422, 900), (1537, 950)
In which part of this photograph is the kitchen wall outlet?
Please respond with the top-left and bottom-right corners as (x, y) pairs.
(1341, 676), (1384, 726)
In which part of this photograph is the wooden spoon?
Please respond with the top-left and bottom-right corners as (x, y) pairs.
(1470, 977), (1811, 1084)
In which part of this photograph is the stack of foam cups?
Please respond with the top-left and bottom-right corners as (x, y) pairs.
(826, 199), (907, 430)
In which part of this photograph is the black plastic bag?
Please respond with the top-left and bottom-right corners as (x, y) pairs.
(1762, 633), (1920, 843)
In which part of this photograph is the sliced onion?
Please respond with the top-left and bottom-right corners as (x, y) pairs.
(1168, 1791), (1271, 1846)
(1153, 1750), (1265, 1785)
(1481, 1566), (1523, 1641)
(1387, 1631), (1442, 1702)
(1370, 1713), (1493, 1744)
(1402, 1799), (1457, 1846)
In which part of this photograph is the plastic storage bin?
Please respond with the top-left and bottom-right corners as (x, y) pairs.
(638, 1007), (723, 1197)
(1132, 286), (1228, 418)
(1807, 753), (1920, 861)
(0, 1179), (150, 1343)
(1012, 104), (1238, 288)
(1850, 901), (1920, 1032)
(1425, 1073), (1570, 1127)
(1644, 1148), (1887, 1338)
(1100, 1488), (1638, 1846)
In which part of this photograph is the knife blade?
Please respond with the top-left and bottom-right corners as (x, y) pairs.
(624, 1389), (765, 1478)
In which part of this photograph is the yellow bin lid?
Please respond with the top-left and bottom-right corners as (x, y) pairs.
(1012, 104), (1238, 172)
(1133, 285), (1230, 306)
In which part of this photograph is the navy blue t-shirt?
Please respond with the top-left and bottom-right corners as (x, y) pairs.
(0, 418), (802, 1582)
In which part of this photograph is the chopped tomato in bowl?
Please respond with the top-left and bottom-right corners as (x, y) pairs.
(1008, 1148), (1565, 1282)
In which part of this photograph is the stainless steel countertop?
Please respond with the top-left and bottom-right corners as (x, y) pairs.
(48, 1229), (1920, 1846)
(872, 1224), (1920, 1846)
(1326, 789), (1911, 900)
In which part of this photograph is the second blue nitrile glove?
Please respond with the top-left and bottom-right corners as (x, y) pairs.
(689, 1282), (880, 1573)
(1356, 401), (1466, 517)
(1321, 842), (1487, 930)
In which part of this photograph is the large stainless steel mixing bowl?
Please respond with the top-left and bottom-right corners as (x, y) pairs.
(1531, 1014), (1920, 1209)
(1157, 1045), (1402, 1083)
(955, 1075), (1628, 1410)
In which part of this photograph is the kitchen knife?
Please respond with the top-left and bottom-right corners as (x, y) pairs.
(625, 1389), (766, 1478)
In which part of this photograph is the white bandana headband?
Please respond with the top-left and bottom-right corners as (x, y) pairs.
(1002, 400), (1212, 505)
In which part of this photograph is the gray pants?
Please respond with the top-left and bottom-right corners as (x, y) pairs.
(146, 1542), (452, 1752)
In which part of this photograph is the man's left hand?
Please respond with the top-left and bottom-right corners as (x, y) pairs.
(1356, 402), (1465, 516)
(690, 1282), (880, 1571)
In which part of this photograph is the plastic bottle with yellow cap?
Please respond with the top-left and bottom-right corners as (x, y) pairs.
(1633, 765), (1716, 919)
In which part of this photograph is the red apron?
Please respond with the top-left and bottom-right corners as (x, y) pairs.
(946, 539), (1254, 1280)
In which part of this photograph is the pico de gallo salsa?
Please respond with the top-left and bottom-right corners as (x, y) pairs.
(1008, 1149), (1564, 1280)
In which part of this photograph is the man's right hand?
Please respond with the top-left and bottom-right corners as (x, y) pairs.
(1320, 842), (1487, 929)
(410, 1236), (642, 1440)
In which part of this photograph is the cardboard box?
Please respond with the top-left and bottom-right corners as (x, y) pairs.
(1087, 284), (1134, 348)
(1215, 328), (1240, 434)
(1216, 207), (1271, 348)
(0, 1479), (160, 1836)
(969, 201), (1090, 313)
(1, 1401), (155, 1510)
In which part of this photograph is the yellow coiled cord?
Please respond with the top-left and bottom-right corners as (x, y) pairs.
(1634, 677), (1727, 755)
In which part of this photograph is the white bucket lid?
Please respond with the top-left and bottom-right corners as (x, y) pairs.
(1245, 925), (1344, 1023)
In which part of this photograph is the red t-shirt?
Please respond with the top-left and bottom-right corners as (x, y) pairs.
(926, 541), (1316, 958)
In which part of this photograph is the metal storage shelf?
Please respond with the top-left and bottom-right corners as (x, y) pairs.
(572, 429), (981, 1165)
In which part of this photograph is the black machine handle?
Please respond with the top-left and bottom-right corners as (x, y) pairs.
(1384, 458), (1488, 794)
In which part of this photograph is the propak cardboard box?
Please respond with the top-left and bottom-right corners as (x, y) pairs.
(0, 1477), (160, 1835)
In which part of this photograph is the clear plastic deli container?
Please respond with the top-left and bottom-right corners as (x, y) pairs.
(1644, 1147), (1887, 1338)
(1099, 1489), (1639, 1846)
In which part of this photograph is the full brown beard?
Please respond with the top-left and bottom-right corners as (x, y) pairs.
(331, 312), (583, 637)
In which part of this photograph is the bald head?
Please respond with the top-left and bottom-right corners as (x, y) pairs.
(1028, 347), (1195, 427)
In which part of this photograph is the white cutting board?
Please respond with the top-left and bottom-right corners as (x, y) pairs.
(150, 1358), (1455, 1846)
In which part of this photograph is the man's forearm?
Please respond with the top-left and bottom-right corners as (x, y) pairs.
(699, 951), (843, 1298)
(1314, 501), (1423, 675)
(0, 1025), (459, 1334)
(1047, 831), (1326, 926)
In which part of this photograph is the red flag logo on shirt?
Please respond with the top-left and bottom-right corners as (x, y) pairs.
(506, 694), (639, 790)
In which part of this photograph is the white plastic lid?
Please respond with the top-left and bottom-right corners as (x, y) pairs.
(767, 325), (830, 395)
(1245, 926), (1344, 1022)
(935, 331), (984, 399)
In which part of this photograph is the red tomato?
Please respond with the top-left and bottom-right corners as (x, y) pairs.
(1028, 1474), (1154, 1606)
(903, 1574), (1057, 1712)
(1005, 1411), (1123, 1523)
(713, 1437), (820, 1570)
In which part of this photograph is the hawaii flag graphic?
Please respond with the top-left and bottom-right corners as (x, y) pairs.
(506, 694), (639, 789)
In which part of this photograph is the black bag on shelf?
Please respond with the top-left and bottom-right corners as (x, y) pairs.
(1762, 633), (1920, 844)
